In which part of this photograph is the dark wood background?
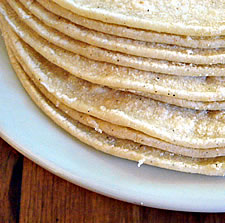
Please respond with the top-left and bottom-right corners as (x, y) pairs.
(1, 137), (225, 223)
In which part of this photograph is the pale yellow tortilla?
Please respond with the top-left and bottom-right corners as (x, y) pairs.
(6, 25), (225, 150)
(37, 0), (225, 49)
(17, 0), (225, 65)
(3, 19), (222, 158)
(2, 4), (225, 104)
(7, 1), (225, 111)
(8, 0), (225, 78)
(25, 72), (225, 159)
(53, 0), (225, 37)
(3, 2), (225, 176)
(10, 0), (225, 111)
(6, 32), (223, 159)
(4, 36), (225, 176)
(130, 92), (225, 111)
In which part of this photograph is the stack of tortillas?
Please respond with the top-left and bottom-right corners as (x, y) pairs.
(1, 0), (225, 176)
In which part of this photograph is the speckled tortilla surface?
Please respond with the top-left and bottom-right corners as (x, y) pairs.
(4, 22), (225, 150)
(2, 0), (225, 176)
(2, 2), (225, 105)
(53, 0), (225, 36)
(8, 0), (225, 76)
(4, 35), (225, 176)
(15, 0), (225, 65)
(36, 0), (225, 49)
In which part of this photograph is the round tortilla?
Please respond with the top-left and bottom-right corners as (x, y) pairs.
(129, 92), (225, 111)
(5, 35), (225, 176)
(22, 66), (225, 158)
(8, 0), (225, 77)
(1, 4), (225, 104)
(3, 11), (225, 175)
(7, 26), (225, 150)
(37, 0), (225, 49)
(17, 0), (225, 65)
(52, 0), (225, 36)
(5, 31), (223, 158)
(10, 0), (225, 111)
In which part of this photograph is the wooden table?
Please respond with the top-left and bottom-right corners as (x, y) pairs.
(1, 137), (225, 223)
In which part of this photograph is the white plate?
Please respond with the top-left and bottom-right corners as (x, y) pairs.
(1, 36), (225, 213)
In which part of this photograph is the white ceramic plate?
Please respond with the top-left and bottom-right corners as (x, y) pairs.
(1, 36), (225, 213)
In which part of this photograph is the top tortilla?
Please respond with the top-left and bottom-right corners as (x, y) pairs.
(37, 0), (225, 49)
(53, 0), (225, 36)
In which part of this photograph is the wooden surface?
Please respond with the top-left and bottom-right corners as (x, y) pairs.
(1, 137), (225, 223)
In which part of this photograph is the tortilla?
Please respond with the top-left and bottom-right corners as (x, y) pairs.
(17, 0), (225, 65)
(2, 27), (220, 158)
(53, 0), (225, 37)
(12, 1), (225, 114)
(4, 35), (225, 176)
(8, 0), (225, 79)
(6, 26), (225, 150)
(132, 92), (225, 111)
(3, 10), (225, 175)
(37, 0), (225, 49)
(2, 4), (225, 103)
(35, 84), (225, 158)
(19, 64), (225, 158)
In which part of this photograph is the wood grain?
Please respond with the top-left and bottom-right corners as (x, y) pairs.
(0, 138), (23, 223)
(19, 158), (142, 223)
(1, 137), (225, 223)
